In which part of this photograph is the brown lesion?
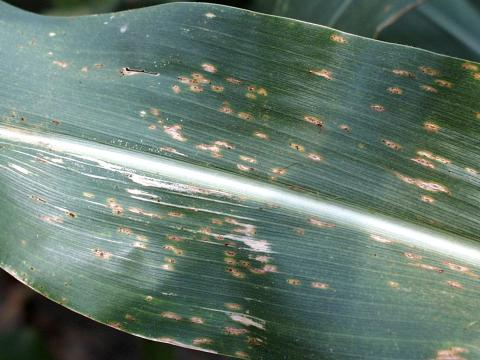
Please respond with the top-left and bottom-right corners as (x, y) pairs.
(329, 34), (347, 44)
(309, 69), (333, 80)
(93, 248), (112, 260)
(387, 86), (403, 95)
(119, 67), (159, 76)
(392, 69), (416, 78)
(434, 347), (468, 360)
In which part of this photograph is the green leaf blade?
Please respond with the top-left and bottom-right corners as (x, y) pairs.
(0, 2), (479, 359)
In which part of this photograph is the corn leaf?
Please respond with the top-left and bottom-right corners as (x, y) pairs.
(1, 2), (480, 359)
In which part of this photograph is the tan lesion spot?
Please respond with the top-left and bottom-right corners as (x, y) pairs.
(238, 112), (254, 121)
(164, 257), (176, 265)
(160, 147), (185, 157)
(211, 218), (223, 226)
(257, 87), (268, 96)
(309, 218), (335, 228)
(309, 69), (332, 80)
(120, 67), (159, 77)
(201, 63), (217, 73)
(423, 121), (441, 133)
(289, 143), (305, 152)
(149, 108), (161, 117)
(262, 264), (278, 273)
(418, 66), (440, 76)
(443, 261), (469, 273)
(193, 338), (213, 345)
(465, 167), (478, 175)
(403, 252), (422, 260)
(177, 76), (191, 84)
(108, 322), (122, 330)
(226, 267), (245, 279)
(211, 85), (224, 92)
(388, 281), (399, 288)
(371, 104), (385, 112)
(226, 77), (242, 84)
(462, 62), (478, 71)
(308, 153), (323, 162)
(136, 234), (148, 242)
(224, 327), (248, 336)
(421, 84), (438, 93)
(446, 280), (463, 289)
(192, 72), (210, 84)
(129, 207), (162, 219)
(225, 303), (242, 310)
(417, 150), (451, 164)
(239, 155), (256, 164)
(411, 157), (435, 169)
(196, 143), (222, 158)
(387, 86), (403, 95)
(133, 242), (147, 249)
(311, 282), (329, 289)
(392, 69), (415, 78)
(435, 79), (454, 88)
(239, 260), (251, 268)
(330, 34), (347, 44)
(219, 102), (234, 114)
(189, 84), (203, 93)
(370, 234), (394, 244)
(93, 249), (112, 260)
(225, 257), (237, 265)
(40, 215), (59, 224)
(395, 172), (449, 193)
(234, 351), (250, 359)
(434, 347), (468, 360)
(410, 263), (443, 273)
(381, 139), (401, 151)
(171, 84), (181, 94)
(52, 60), (68, 68)
(118, 227), (132, 236)
(304, 115), (325, 128)
(190, 316), (204, 324)
(247, 337), (264, 346)
(125, 314), (135, 321)
(163, 124), (187, 142)
(253, 131), (269, 140)
(237, 164), (254, 172)
(421, 195), (435, 203)
(272, 167), (287, 176)
(287, 278), (301, 286)
(65, 211), (77, 218)
(161, 311), (182, 321)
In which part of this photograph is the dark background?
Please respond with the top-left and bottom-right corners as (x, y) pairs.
(2, 0), (259, 15)
(0, 269), (220, 360)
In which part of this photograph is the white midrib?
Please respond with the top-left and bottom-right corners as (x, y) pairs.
(1, 125), (479, 266)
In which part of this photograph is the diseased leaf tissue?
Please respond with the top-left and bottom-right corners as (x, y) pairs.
(0, 1), (479, 359)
